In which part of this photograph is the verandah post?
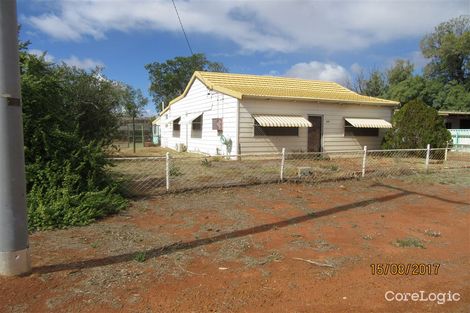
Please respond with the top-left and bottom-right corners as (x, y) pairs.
(166, 152), (170, 191)
(362, 146), (367, 178)
(280, 148), (286, 181)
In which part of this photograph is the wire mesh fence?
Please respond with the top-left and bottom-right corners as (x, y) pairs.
(107, 145), (470, 196)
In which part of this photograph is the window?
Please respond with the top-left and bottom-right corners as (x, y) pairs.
(191, 115), (203, 138)
(172, 117), (180, 137)
(254, 120), (299, 136)
(460, 119), (470, 129)
(344, 120), (379, 137)
(445, 122), (452, 129)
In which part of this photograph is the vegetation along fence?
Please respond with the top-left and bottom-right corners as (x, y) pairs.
(107, 145), (470, 196)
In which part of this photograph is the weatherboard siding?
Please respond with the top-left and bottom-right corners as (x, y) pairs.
(160, 79), (238, 155)
(238, 99), (393, 154)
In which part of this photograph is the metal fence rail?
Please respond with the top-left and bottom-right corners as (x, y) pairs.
(107, 145), (470, 196)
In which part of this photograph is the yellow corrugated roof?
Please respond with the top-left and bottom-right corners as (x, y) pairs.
(165, 71), (398, 112)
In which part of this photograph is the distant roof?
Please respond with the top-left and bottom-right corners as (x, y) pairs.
(164, 71), (399, 112)
(438, 111), (470, 116)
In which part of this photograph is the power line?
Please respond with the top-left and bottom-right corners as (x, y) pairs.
(171, 0), (194, 55)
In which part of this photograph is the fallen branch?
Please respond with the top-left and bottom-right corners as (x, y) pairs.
(293, 257), (334, 268)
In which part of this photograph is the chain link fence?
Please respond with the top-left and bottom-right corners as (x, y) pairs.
(107, 145), (470, 196)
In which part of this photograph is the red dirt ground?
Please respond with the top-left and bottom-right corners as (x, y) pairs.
(1, 171), (469, 313)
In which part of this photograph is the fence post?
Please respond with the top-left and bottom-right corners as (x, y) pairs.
(141, 124), (145, 147)
(280, 148), (286, 181)
(444, 142), (449, 162)
(362, 146), (367, 178)
(425, 144), (431, 171)
(165, 152), (170, 191)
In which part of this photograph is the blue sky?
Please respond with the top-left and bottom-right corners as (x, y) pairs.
(17, 0), (468, 116)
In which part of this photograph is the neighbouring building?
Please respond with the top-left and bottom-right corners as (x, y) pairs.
(439, 111), (470, 146)
(154, 72), (399, 155)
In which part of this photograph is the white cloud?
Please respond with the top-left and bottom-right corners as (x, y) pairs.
(285, 61), (350, 85)
(29, 14), (85, 41)
(28, 49), (55, 62)
(27, 49), (103, 70)
(350, 63), (363, 75)
(26, 0), (467, 53)
(62, 55), (104, 70)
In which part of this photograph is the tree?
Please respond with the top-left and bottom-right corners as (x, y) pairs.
(363, 70), (387, 97)
(386, 76), (427, 105)
(421, 16), (470, 84)
(60, 66), (125, 146)
(387, 59), (414, 86)
(350, 69), (387, 97)
(120, 84), (148, 153)
(20, 46), (127, 230)
(145, 53), (227, 111)
(382, 100), (451, 149)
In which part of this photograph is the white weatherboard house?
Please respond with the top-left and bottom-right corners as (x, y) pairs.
(155, 72), (399, 155)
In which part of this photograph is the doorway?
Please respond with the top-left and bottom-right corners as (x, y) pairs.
(307, 115), (322, 152)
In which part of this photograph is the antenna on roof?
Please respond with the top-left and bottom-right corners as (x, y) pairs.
(171, 0), (194, 55)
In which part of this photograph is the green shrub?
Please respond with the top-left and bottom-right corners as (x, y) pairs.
(382, 100), (451, 149)
(134, 252), (147, 262)
(26, 143), (127, 230)
(394, 237), (425, 248)
(21, 50), (128, 231)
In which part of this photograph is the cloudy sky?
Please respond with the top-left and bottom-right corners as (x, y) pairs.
(18, 0), (468, 115)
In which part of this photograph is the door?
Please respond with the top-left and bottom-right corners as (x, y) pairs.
(308, 116), (322, 152)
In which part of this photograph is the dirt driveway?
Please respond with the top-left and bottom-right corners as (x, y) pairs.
(1, 171), (469, 313)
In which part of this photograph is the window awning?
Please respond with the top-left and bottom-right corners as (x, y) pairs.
(345, 118), (392, 128)
(162, 115), (181, 125)
(253, 114), (312, 127)
(179, 112), (203, 124)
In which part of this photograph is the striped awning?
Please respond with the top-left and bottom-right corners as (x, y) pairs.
(253, 114), (312, 127)
(345, 118), (392, 128)
(179, 112), (203, 124)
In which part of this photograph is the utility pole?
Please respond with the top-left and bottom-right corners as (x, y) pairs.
(0, 0), (31, 275)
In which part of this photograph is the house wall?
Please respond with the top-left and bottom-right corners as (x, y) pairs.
(239, 99), (394, 154)
(160, 79), (238, 155)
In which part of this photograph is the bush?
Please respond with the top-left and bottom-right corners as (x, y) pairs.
(382, 100), (451, 149)
(21, 50), (127, 230)
(26, 143), (127, 230)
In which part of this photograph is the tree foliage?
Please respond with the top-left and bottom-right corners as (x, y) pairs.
(354, 16), (470, 112)
(382, 100), (451, 149)
(145, 53), (227, 112)
(349, 69), (387, 97)
(386, 59), (414, 86)
(120, 84), (148, 118)
(21, 48), (130, 230)
(421, 15), (470, 84)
